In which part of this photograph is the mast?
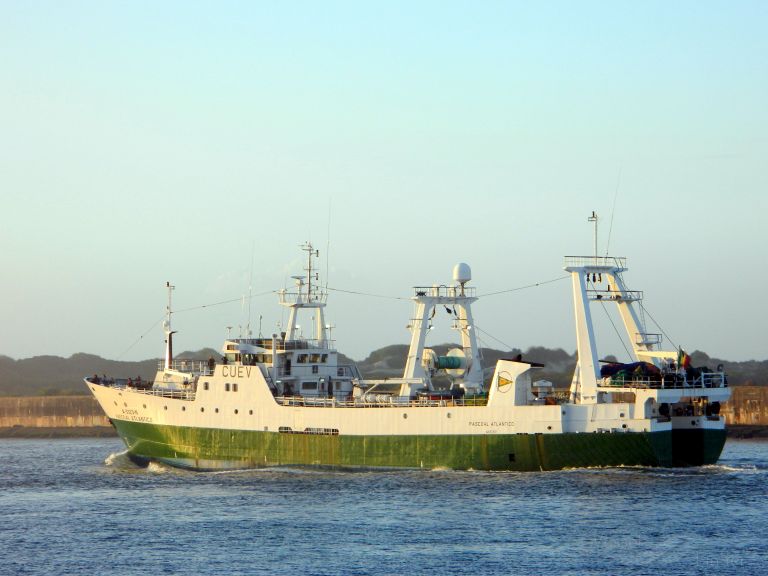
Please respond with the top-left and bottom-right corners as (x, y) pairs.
(588, 211), (598, 259)
(565, 211), (658, 402)
(402, 264), (483, 393)
(279, 242), (329, 345)
(163, 281), (176, 371)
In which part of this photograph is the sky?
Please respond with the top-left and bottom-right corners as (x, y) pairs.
(1, 1), (766, 364)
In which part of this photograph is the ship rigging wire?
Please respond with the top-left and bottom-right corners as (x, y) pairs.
(325, 274), (570, 301)
(639, 302), (678, 350)
(473, 325), (517, 352)
(115, 274), (567, 360)
(116, 316), (164, 360)
(476, 275), (570, 297)
(596, 298), (633, 362)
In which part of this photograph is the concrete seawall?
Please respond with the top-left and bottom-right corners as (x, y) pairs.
(0, 388), (766, 436)
(0, 396), (111, 428)
(719, 386), (768, 425)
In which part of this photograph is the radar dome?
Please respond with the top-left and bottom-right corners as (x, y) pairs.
(453, 263), (472, 284)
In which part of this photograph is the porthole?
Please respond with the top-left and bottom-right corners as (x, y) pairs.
(215, 408), (219, 414)
(447, 413), (452, 419)
(182, 406), (186, 411)
(249, 410), (253, 415)
(201, 407), (205, 413)
(622, 424), (627, 429)
(164, 406), (167, 411)
(143, 404), (147, 409)
(403, 414), (408, 419)
(547, 426), (552, 430)
(691, 420), (696, 426)
(234, 409), (239, 415)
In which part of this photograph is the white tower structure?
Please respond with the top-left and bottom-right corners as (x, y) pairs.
(565, 213), (663, 403)
(279, 242), (328, 345)
(402, 263), (484, 393)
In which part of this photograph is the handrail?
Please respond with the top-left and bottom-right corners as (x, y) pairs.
(599, 372), (726, 390)
(564, 256), (627, 270)
(229, 338), (335, 351)
(587, 289), (642, 302)
(87, 380), (197, 401)
(156, 360), (213, 375)
(274, 394), (490, 408)
(412, 285), (477, 298)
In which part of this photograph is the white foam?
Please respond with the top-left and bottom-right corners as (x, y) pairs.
(103, 450), (133, 468)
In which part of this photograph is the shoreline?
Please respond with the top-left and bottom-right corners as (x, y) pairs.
(1, 425), (766, 440)
(0, 426), (117, 438)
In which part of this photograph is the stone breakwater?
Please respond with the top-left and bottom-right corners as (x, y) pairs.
(0, 388), (766, 438)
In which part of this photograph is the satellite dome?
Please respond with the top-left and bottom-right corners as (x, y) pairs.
(453, 263), (472, 284)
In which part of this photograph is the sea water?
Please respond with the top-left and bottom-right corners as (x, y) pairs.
(1, 438), (766, 576)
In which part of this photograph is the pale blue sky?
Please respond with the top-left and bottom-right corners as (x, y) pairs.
(1, 1), (766, 363)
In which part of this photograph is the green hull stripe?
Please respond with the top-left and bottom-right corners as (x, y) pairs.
(108, 420), (727, 471)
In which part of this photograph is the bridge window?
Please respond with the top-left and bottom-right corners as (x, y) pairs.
(297, 354), (308, 363)
(302, 381), (318, 391)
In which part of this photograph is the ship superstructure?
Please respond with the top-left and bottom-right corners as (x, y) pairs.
(86, 240), (730, 471)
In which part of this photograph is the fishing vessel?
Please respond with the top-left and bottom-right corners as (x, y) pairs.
(86, 241), (730, 471)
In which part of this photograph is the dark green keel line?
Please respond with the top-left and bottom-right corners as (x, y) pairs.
(106, 419), (728, 472)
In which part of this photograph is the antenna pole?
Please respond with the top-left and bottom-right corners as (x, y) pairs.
(605, 168), (622, 256)
(325, 199), (331, 292)
(588, 211), (598, 259)
(164, 281), (176, 371)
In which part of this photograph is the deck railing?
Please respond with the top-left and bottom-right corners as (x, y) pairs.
(412, 285), (477, 298)
(600, 372), (726, 390)
(564, 256), (627, 270)
(155, 360), (213, 375)
(87, 379), (197, 401)
(274, 394), (490, 408)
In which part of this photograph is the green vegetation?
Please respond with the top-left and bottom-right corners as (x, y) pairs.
(0, 346), (764, 397)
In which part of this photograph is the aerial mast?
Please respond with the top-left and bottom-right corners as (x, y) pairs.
(279, 243), (329, 344)
(588, 211), (599, 259)
(163, 281), (176, 371)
